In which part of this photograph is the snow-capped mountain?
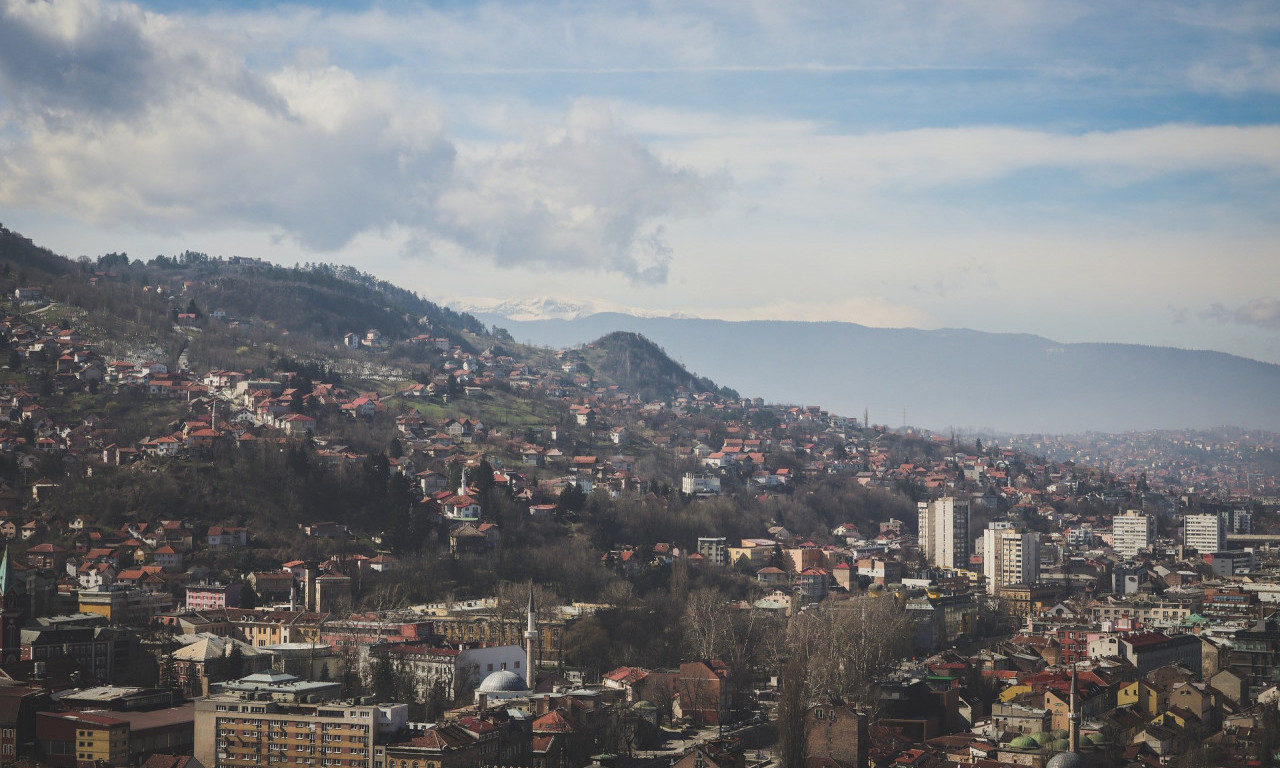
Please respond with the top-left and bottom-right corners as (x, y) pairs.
(448, 296), (690, 322)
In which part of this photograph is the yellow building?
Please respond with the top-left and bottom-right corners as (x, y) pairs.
(36, 710), (129, 766)
(1117, 680), (1160, 717)
(727, 544), (772, 569)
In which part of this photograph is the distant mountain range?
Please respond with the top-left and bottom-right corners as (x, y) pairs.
(459, 306), (1280, 434)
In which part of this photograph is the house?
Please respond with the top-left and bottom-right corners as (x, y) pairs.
(450, 523), (488, 556)
(207, 526), (248, 551)
(805, 701), (869, 768)
(674, 660), (732, 726)
(153, 546), (184, 570)
(442, 494), (482, 521)
(280, 413), (316, 436)
(367, 554), (397, 573)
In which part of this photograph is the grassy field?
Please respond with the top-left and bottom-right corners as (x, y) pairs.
(385, 388), (563, 430)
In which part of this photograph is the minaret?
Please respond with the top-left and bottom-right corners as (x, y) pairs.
(0, 544), (21, 663)
(524, 584), (538, 689)
(1068, 664), (1079, 753)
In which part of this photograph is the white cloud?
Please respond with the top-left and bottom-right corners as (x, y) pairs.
(0, 0), (720, 279)
(426, 101), (722, 284)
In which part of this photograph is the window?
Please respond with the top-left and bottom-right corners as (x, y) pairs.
(815, 709), (824, 719)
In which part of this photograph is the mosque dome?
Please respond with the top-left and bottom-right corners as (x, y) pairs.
(477, 669), (528, 694)
(1046, 751), (1087, 768)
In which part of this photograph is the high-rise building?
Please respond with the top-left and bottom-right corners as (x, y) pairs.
(1112, 510), (1155, 558)
(918, 497), (970, 570)
(1221, 508), (1252, 535)
(1185, 513), (1224, 554)
(982, 523), (1040, 595)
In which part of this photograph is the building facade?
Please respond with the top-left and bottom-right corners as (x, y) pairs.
(1185, 513), (1224, 555)
(1112, 510), (1155, 558)
(982, 523), (1039, 595)
(193, 675), (408, 768)
(918, 497), (970, 570)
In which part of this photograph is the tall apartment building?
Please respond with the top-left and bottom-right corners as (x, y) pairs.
(982, 523), (1040, 595)
(1112, 510), (1155, 558)
(1222, 508), (1252, 535)
(194, 670), (408, 768)
(918, 497), (970, 570)
(1185, 513), (1224, 554)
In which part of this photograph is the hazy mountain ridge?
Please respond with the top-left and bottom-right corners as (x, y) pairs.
(474, 312), (1280, 434)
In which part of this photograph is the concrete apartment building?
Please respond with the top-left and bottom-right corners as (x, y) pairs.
(982, 523), (1040, 595)
(1185, 513), (1224, 555)
(1112, 510), (1155, 558)
(194, 670), (408, 768)
(918, 497), (970, 570)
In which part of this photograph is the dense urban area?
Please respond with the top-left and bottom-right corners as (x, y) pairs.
(0, 226), (1277, 768)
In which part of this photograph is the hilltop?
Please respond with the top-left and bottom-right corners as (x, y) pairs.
(574, 331), (737, 403)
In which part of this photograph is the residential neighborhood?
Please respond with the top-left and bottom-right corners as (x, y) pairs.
(0, 233), (1272, 768)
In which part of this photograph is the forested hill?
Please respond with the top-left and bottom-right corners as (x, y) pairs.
(0, 225), (77, 278)
(578, 332), (737, 403)
(0, 222), (480, 339)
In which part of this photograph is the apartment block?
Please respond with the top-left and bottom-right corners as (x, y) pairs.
(1112, 510), (1155, 558)
(918, 497), (970, 570)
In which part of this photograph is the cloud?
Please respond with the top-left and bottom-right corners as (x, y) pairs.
(1188, 46), (1280, 95)
(428, 101), (722, 284)
(0, 0), (720, 280)
(1203, 297), (1280, 330)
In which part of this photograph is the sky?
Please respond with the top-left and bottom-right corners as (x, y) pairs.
(0, 0), (1278, 363)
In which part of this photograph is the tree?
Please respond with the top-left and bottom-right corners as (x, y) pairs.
(368, 653), (396, 701)
(787, 596), (913, 711)
(777, 654), (809, 768)
(558, 483), (587, 514)
(226, 643), (245, 679)
(562, 614), (611, 676)
(425, 679), (451, 720)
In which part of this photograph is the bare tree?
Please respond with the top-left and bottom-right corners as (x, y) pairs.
(787, 595), (913, 711)
(683, 587), (733, 660)
(777, 653), (808, 768)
